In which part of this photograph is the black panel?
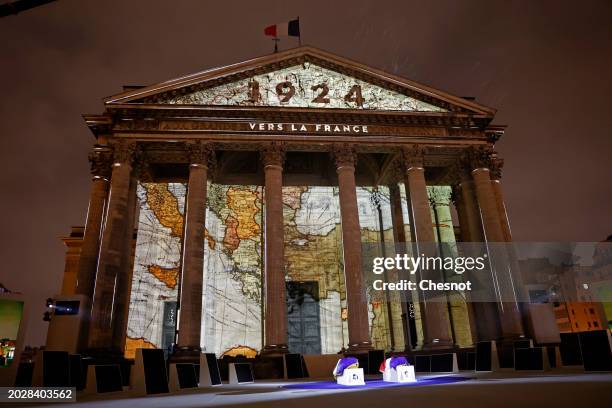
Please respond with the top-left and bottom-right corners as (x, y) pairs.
(175, 363), (198, 389)
(415, 355), (431, 372)
(15, 362), (34, 387)
(120, 361), (132, 387)
(475, 341), (492, 371)
(456, 351), (475, 371)
(53, 301), (80, 315)
(467, 352), (476, 370)
(42, 351), (70, 386)
(546, 346), (557, 368)
(285, 353), (304, 379)
(141, 349), (169, 394)
(194, 364), (200, 383)
(579, 330), (612, 372)
(514, 340), (531, 349)
(68, 354), (83, 389)
(301, 355), (309, 378)
(367, 350), (385, 375)
(559, 333), (583, 366)
(514, 348), (543, 370)
(205, 353), (222, 386)
(234, 363), (253, 383)
(430, 354), (454, 372)
(94, 364), (123, 393)
(497, 343), (515, 369)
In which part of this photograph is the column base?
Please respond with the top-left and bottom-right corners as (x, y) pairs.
(347, 341), (373, 353)
(83, 348), (127, 364)
(422, 339), (455, 350)
(169, 345), (202, 363)
(260, 344), (289, 356)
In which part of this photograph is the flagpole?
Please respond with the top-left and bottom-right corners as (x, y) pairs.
(273, 37), (279, 53)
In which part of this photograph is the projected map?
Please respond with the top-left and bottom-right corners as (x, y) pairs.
(126, 183), (409, 357)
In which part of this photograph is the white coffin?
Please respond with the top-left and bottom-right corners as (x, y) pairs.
(336, 367), (365, 386)
(383, 365), (416, 383)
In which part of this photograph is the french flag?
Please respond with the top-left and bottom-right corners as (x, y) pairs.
(264, 18), (300, 37)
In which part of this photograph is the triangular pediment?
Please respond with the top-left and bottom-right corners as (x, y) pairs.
(105, 46), (495, 116)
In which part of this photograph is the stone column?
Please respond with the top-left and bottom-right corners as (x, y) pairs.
(333, 144), (372, 352)
(261, 142), (288, 354)
(76, 146), (112, 300)
(177, 142), (212, 355)
(450, 185), (481, 344)
(389, 183), (413, 352)
(468, 147), (524, 339)
(88, 140), (137, 353)
(456, 173), (501, 342)
(111, 158), (142, 354)
(490, 157), (512, 241)
(402, 146), (453, 349)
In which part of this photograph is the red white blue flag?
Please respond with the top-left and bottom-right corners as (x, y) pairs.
(264, 18), (300, 37)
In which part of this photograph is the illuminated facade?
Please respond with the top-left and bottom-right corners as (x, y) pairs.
(59, 47), (524, 358)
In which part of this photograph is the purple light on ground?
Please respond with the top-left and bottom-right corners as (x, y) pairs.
(282, 376), (469, 390)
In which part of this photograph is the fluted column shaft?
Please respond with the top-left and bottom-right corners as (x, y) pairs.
(111, 168), (139, 353)
(177, 142), (211, 352)
(88, 141), (136, 352)
(334, 144), (372, 351)
(389, 183), (413, 352)
(471, 158), (524, 339)
(76, 146), (112, 299)
(456, 175), (502, 342)
(261, 143), (288, 354)
(402, 146), (453, 349)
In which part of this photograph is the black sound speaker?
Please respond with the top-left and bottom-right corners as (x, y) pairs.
(285, 353), (304, 379)
(546, 346), (557, 368)
(234, 363), (254, 383)
(141, 349), (169, 394)
(94, 364), (123, 393)
(430, 353), (455, 372)
(204, 353), (222, 386)
(415, 355), (431, 372)
(467, 352), (476, 370)
(175, 363), (198, 389)
(475, 341), (493, 371)
(15, 362), (34, 387)
(367, 350), (385, 375)
(514, 340), (531, 349)
(579, 330), (612, 372)
(514, 347), (544, 370)
(559, 333), (582, 366)
(68, 354), (83, 389)
(42, 351), (70, 386)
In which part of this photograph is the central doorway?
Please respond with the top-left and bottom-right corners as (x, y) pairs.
(286, 281), (322, 354)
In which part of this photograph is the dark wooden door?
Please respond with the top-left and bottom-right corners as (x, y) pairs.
(287, 281), (322, 354)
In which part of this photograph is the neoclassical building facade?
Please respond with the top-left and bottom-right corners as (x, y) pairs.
(58, 47), (524, 359)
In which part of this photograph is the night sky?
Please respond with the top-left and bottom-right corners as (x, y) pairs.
(1, 0), (611, 346)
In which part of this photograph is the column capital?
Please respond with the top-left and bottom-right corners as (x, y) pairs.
(332, 143), (357, 168)
(110, 140), (139, 166)
(401, 145), (426, 170)
(428, 185), (452, 207)
(260, 141), (285, 167)
(463, 145), (495, 171)
(88, 145), (113, 180)
(187, 141), (214, 167)
(490, 155), (504, 180)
